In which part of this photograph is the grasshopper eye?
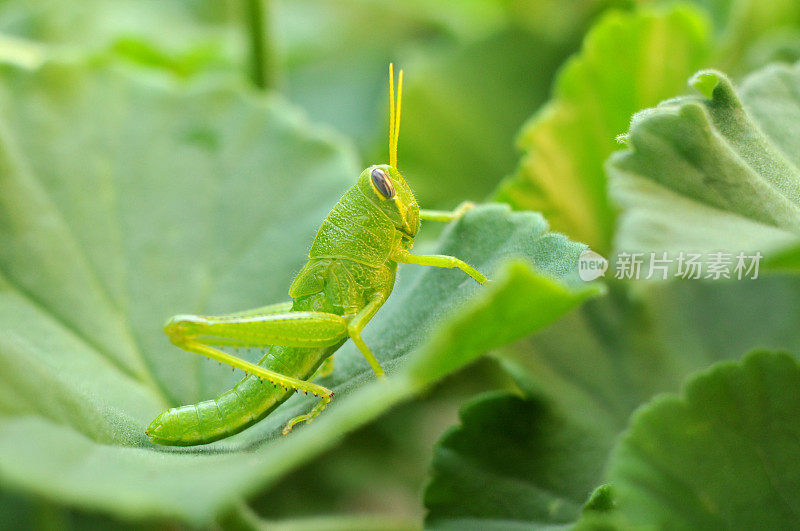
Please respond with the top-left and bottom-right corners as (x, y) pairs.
(371, 168), (395, 199)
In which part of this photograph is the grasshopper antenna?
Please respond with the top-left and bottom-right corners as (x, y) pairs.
(389, 63), (403, 169)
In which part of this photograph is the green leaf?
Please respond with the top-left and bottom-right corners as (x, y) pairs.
(424, 392), (605, 530)
(431, 277), (800, 528)
(593, 351), (800, 529)
(0, 60), (599, 524)
(492, 1), (800, 254)
(503, 278), (800, 447)
(493, 4), (711, 253)
(610, 63), (800, 271)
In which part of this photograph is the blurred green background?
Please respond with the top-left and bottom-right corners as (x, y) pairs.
(0, 0), (627, 209)
(2, 0), (800, 529)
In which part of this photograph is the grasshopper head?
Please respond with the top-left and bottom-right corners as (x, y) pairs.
(355, 64), (419, 239)
(358, 164), (419, 238)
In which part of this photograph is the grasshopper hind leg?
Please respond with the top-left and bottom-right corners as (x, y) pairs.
(146, 351), (335, 443)
(283, 356), (336, 434)
(282, 390), (333, 435)
(148, 304), (349, 444)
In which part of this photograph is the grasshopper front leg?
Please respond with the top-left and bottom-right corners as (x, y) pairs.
(400, 202), (487, 284)
(391, 248), (487, 284)
(419, 201), (475, 222)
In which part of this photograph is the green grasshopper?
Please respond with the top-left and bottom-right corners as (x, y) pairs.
(146, 65), (486, 445)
